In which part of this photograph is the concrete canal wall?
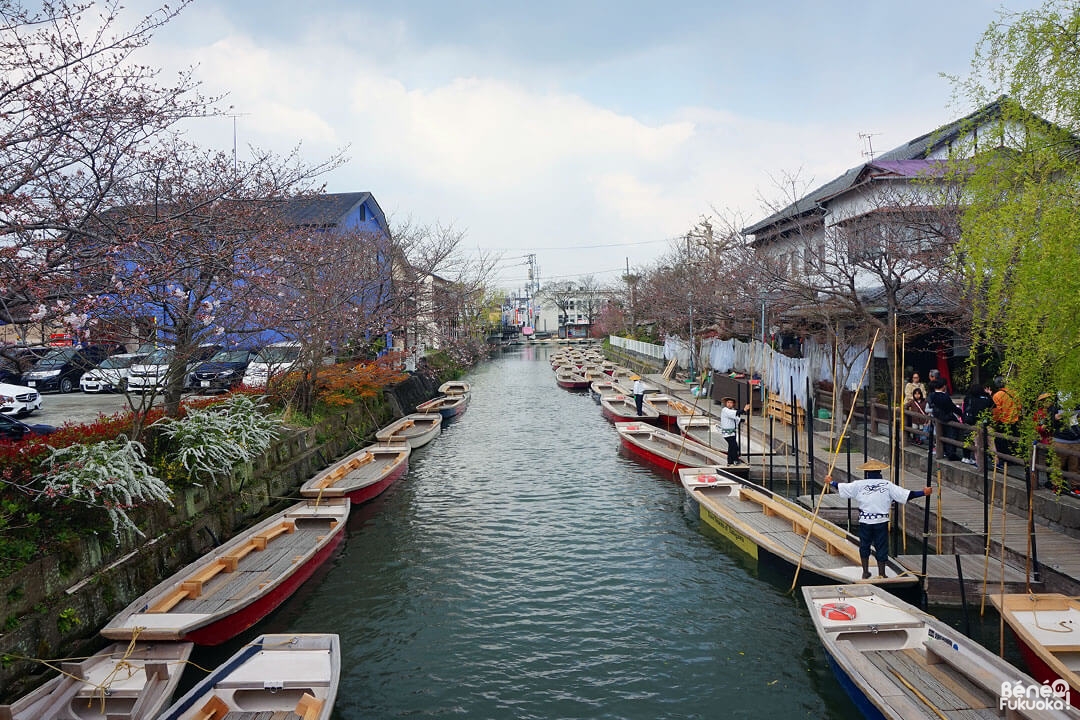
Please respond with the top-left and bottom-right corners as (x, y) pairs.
(0, 374), (438, 702)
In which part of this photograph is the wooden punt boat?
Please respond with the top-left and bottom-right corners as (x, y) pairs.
(375, 413), (442, 449)
(600, 395), (660, 424)
(438, 380), (471, 395)
(589, 379), (620, 405)
(645, 394), (699, 428)
(676, 414), (727, 450)
(679, 467), (917, 592)
(300, 444), (410, 503)
(612, 379), (660, 396)
(158, 633), (339, 720)
(0, 641), (193, 720)
(101, 499), (349, 645)
(555, 368), (590, 390)
(415, 393), (468, 418)
(990, 593), (1080, 707)
(804, 584), (1074, 719)
(616, 422), (726, 472)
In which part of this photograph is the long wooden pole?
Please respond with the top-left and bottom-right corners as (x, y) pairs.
(789, 329), (880, 593)
(980, 462), (998, 617)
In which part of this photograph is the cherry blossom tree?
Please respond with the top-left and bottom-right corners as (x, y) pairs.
(0, 0), (210, 338)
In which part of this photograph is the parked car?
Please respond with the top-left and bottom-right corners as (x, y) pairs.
(0, 413), (54, 441)
(0, 345), (51, 384)
(0, 382), (41, 416)
(21, 345), (111, 393)
(80, 353), (145, 393)
(127, 344), (222, 393)
(189, 349), (254, 393)
(242, 341), (301, 388)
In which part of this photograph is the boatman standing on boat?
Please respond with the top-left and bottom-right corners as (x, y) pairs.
(824, 460), (932, 580)
(632, 375), (645, 416)
(719, 397), (752, 466)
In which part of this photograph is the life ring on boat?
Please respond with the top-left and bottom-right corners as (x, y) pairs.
(698, 475), (718, 484)
(820, 602), (857, 621)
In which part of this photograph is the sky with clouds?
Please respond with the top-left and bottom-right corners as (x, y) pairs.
(123, 0), (1041, 292)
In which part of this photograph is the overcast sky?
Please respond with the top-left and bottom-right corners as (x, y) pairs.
(124, 0), (1039, 292)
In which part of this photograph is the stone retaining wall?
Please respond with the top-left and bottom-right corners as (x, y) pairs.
(0, 377), (442, 701)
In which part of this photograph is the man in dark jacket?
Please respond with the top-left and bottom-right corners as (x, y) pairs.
(928, 378), (963, 461)
(961, 382), (995, 466)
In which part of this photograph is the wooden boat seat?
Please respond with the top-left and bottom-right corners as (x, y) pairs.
(194, 694), (230, 720)
(295, 693), (324, 720)
(149, 520), (297, 613)
(922, 639), (1008, 699)
(742, 491), (861, 564)
(312, 453), (374, 488)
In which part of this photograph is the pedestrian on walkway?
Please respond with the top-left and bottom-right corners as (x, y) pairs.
(631, 375), (645, 416)
(903, 371), (926, 406)
(961, 381), (994, 466)
(825, 460), (932, 579)
(719, 397), (751, 465)
(905, 388), (928, 445)
(928, 378), (964, 461)
(991, 377), (1021, 466)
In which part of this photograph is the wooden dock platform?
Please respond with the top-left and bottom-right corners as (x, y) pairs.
(646, 370), (1080, 606)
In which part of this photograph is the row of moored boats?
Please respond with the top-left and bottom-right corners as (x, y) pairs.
(1, 380), (472, 720)
(552, 347), (1080, 718)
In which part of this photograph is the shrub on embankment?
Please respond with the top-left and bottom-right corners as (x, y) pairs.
(0, 358), (463, 702)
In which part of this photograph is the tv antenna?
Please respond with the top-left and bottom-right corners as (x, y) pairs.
(859, 131), (880, 161)
(227, 111), (251, 172)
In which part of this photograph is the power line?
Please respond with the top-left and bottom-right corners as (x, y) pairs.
(485, 236), (682, 253)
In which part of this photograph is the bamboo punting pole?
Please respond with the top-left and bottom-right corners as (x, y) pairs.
(999, 462), (1008, 657)
(980, 462), (999, 617)
(789, 329), (880, 593)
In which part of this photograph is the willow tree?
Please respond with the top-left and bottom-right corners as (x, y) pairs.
(951, 1), (1080, 424)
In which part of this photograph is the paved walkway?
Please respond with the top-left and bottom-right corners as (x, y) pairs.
(644, 371), (1080, 601)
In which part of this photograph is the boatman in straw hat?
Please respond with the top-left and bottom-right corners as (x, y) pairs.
(631, 375), (645, 415)
(824, 460), (932, 580)
(719, 397), (752, 466)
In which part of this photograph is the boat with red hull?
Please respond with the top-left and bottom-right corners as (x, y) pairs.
(991, 593), (1080, 708)
(301, 444), (410, 504)
(600, 394), (660, 424)
(101, 498), (349, 646)
(615, 421), (727, 473)
(555, 368), (590, 390)
(645, 394), (698, 429)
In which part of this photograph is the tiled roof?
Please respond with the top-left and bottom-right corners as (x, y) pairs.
(277, 192), (373, 227)
(742, 99), (1008, 237)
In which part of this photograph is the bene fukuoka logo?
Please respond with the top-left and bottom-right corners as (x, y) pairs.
(1000, 679), (1071, 711)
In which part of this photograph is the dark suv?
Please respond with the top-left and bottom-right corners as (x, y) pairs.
(0, 346), (51, 384)
(21, 345), (111, 393)
(189, 349), (254, 393)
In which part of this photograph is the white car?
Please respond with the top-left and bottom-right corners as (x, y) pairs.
(127, 345), (221, 393)
(0, 382), (42, 416)
(242, 341), (301, 388)
(80, 353), (144, 393)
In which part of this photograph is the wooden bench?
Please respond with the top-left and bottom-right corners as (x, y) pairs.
(150, 521), (296, 613)
(742, 490), (860, 563)
(193, 695), (229, 720)
(311, 453), (374, 489)
(295, 693), (324, 720)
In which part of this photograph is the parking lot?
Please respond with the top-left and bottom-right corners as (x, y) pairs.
(29, 391), (148, 427)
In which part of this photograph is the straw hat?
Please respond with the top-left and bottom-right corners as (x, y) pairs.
(858, 459), (889, 471)
(630, 374), (641, 380)
(721, 396), (737, 403)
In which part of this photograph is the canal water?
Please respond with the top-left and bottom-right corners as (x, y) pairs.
(193, 345), (917, 718)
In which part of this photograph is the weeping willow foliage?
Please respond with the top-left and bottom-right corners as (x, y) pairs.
(953, 1), (1080, 419)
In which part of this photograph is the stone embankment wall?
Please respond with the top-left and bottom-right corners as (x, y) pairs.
(603, 345), (665, 376)
(0, 374), (436, 701)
